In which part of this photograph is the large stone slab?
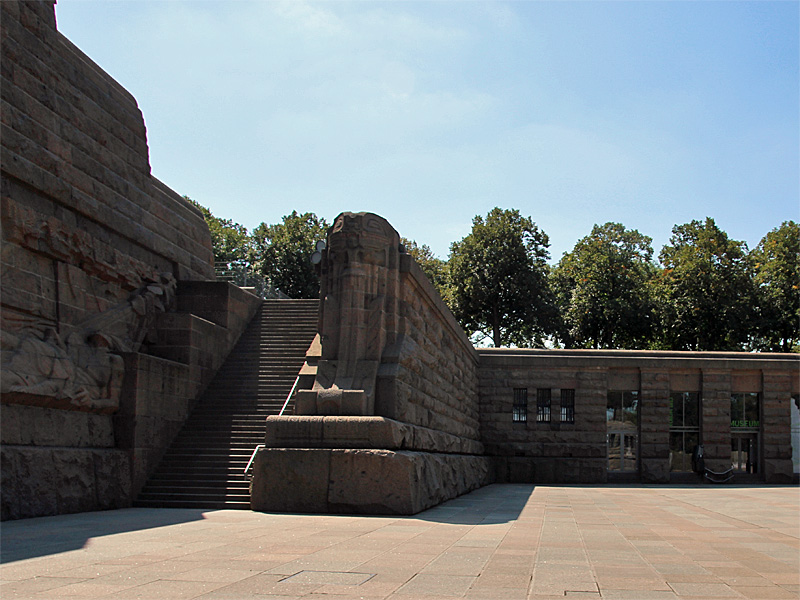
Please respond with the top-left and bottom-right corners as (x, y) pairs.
(250, 448), (493, 515)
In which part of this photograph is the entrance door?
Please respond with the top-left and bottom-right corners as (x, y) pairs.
(731, 433), (758, 474)
(607, 391), (639, 475)
(608, 432), (638, 472)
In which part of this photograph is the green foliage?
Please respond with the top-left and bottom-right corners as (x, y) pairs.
(751, 221), (799, 352)
(552, 223), (658, 349)
(186, 196), (251, 263)
(251, 211), (329, 300)
(187, 194), (794, 351)
(654, 218), (755, 351)
(448, 207), (557, 347)
(400, 237), (452, 305)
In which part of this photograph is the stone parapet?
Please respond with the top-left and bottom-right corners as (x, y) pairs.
(479, 348), (800, 370)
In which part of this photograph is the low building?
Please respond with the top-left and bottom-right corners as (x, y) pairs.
(479, 349), (799, 485)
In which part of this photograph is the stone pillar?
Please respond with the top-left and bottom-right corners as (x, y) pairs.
(701, 370), (731, 473)
(761, 372), (793, 483)
(640, 369), (670, 483)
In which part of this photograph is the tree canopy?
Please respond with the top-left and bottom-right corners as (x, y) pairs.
(552, 223), (657, 349)
(187, 196), (795, 352)
(449, 207), (556, 347)
(655, 218), (754, 351)
(186, 197), (250, 264)
(251, 211), (329, 300)
(751, 221), (800, 352)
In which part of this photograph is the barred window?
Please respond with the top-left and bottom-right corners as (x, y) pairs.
(536, 389), (551, 423)
(512, 388), (527, 423)
(561, 389), (575, 424)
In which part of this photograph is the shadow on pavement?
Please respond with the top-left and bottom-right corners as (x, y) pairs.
(414, 483), (534, 525)
(0, 507), (209, 563)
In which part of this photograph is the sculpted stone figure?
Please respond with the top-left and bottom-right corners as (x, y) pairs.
(1, 273), (176, 413)
(295, 212), (402, 416)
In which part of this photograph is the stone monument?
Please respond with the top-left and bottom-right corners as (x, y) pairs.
(250, 213), (493, 515)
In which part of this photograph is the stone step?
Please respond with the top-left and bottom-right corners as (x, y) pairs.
(137, 298), (317, 510)
(137, 489), (250, 501)
(135, 496), (250, 507)
(142, 480), (250, 491)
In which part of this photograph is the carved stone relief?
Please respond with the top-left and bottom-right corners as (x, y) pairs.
(2, 199), (161, 289)
(1, 273), (176, 414)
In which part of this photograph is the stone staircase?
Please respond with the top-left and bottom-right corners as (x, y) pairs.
(134, 299), (318, 509)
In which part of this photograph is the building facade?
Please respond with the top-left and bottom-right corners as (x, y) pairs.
(480, 349), (799, 485)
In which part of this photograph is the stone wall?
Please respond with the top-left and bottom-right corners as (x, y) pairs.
(379, 253), (481, 441)
(479, 349), (799, 484)
(479, 353), (608, 483)
(0, 1), (262, 519)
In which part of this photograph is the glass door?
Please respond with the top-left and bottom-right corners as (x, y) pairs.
(607, 391), (639, 473)
(731, 433), (758, 474)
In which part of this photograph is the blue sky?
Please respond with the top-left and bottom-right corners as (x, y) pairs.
(55, 0), (798, 262)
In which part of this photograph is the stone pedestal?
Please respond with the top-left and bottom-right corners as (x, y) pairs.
(250, 415), (491, 515)
(250, 447), (492, 515)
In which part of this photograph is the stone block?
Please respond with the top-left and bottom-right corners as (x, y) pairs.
(327, 449), (417, 514)
(265, 416), (324, 446)
(641, 458), (670, 483)
(0, 447), (22, 520)
(93, 449), (132, 509)
(52, 449), (97, 515)
(763, 458), (793, 484)
(250, 446), (492, 515)
(250, 448), (331, 513)
(2, 447), (63, 518)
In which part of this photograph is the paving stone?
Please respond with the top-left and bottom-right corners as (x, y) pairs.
(1, 485), (798, 600)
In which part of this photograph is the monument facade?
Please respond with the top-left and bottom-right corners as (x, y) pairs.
(2, 1), (797, 520)
(1, 0), (260, 519)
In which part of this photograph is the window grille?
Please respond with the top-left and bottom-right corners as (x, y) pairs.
(536, 389), (551, 423)
(512, 388), (528, 423)
(561, 389), (575, 423)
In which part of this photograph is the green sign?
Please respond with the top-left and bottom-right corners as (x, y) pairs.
(731, 419), (759, 428)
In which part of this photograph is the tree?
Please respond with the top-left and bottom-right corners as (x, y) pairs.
(448, 207), (556, 347)
(552, 223), (658, 349)
(400, 237), (452, 306)
(185, 197), (250, 263)
(251, 211), (329, 299)
(751, 221), (799, 352)
(654, 218), (755, 351)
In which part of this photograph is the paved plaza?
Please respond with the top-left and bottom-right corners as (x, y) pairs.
(1, 484), (798, 600)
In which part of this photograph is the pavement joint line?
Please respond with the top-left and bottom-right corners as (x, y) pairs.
(1, 485), (798, 600)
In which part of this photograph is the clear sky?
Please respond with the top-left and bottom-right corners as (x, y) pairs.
(54, 0), (799, 262)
